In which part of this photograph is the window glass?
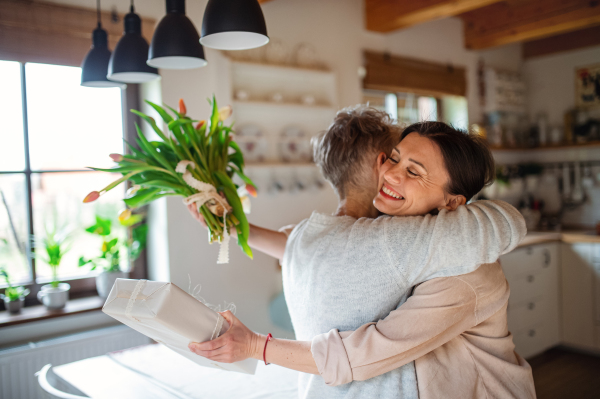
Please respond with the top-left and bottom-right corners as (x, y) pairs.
(0, 61), (26, 172)
(32, 171), (128, 282)
(25, 63), (124, 171)
(0, 174), (30, 285)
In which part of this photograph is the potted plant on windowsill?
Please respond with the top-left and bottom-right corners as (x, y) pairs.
(0, 266), (30, 314)
(35, 223), (72, 310)
(79, 210), (147, 299)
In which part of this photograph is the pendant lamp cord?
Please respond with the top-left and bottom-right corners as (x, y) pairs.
(130, 0), (134, 13)
(96, 0), (101, 28)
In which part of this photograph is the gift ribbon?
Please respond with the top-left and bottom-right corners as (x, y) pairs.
(176, 160), (230, 264)
(125, 279), (147, 322)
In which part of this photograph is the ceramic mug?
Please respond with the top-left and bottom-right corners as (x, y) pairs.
(37, 283), (70, 309)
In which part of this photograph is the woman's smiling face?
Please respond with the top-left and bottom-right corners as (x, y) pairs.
(373, 132), (452, 216)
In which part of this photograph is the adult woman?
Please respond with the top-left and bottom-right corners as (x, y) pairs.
(187, 116), (533, 398)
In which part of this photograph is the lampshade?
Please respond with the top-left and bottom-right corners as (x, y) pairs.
(108, 7), (160, 83)
(200, 0), (269, 50)
(147, 0), (207, 69)
(81, 27), (127, 88)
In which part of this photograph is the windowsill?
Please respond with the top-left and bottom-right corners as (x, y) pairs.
(0, 296), (105, 328)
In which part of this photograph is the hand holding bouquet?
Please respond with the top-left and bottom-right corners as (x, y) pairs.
(83, 96), (256, 263)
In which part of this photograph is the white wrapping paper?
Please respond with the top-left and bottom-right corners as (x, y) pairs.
(102, 278), (257, 374)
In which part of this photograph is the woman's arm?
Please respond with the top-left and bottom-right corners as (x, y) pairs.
(188, 266), (509, 380)
(188, 310), (320, 374)
(186, 203), (290, 261)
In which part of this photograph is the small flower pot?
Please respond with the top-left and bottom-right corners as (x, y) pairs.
(37, 283), (70, 310)
(3, 297), (24, 314)
(96, 271), (128, 299)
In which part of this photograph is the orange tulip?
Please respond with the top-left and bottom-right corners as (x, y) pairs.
(178, 98), (187, 116)
(109, 153), (123, 162)
(118, 208), (132, 221)
(245, 184), (257, 198)
(219, 105), (232, 121)
(195, 120), (206, 130)
(83, 191), (100, 203)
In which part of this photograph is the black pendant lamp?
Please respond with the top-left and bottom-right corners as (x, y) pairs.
(200, 0), (269, 50)
(108, 1), (160, 83)
(147, 0), (207, 69)
(81, 0), (126, 88)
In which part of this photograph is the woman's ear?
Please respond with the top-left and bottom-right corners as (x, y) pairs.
(376, 152), (387, 170)
(438, 194), (467, 212)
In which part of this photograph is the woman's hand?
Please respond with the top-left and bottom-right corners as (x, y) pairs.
(188, 310), (264, 363)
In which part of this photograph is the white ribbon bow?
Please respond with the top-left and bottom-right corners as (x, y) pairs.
(176, 160), (230, 264)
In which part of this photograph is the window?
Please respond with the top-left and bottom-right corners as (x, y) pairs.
(0, 61), (131, 299)
(363, 89), (469, 130)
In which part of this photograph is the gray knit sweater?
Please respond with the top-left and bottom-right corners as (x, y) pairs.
(281, 200), (526, 399)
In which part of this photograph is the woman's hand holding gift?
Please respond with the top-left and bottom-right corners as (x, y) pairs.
(188, 310), (263, 363)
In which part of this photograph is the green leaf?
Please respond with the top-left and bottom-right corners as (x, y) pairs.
(123, 187), (162, 208)
(214, 171), (252, 259)
(130, 109), (169, 142)
(145, 100), (174, 124)
(208, 95), (220, 136)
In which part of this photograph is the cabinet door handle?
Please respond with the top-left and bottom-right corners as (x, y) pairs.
(543, 250), (551, 267)
(528, 302), (535, 310)
(527, 275), (535, 283)
(528, 329), (536, 337)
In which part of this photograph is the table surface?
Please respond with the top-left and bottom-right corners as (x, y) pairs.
(53, 343), (300, 399)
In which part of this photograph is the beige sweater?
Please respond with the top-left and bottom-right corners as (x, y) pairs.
(311, 262), (537, 399)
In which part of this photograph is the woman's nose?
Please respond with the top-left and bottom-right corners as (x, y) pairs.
(384, 166), (403, 184)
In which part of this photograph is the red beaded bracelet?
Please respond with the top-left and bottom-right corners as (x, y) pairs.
(263, 333), (273, 365)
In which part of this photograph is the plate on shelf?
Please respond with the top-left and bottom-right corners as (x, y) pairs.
(235, 124), (269, 163)
(279, 126), (312, 163)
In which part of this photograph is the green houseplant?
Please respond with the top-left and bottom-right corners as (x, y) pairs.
(79, 210), (147, 298)
(83, 96), (256, 264)
(0, 264), (30, 314)
(34, 222), (73, 310)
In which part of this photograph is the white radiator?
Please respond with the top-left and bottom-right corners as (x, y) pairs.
(0, 325), (151, 399)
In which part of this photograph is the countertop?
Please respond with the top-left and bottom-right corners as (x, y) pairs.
(518, 230), (600, 247)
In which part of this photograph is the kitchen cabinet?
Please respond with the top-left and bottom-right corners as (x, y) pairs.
(561, 243), (597, 350)
(500, 242), (560, 358)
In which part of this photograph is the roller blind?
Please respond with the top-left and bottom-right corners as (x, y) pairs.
(0, 0), (155, 67)
(363, 50), (467, 97)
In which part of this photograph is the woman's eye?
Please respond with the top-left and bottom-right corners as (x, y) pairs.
(407, 169), (418, 176)
(388, 158), (399, 164)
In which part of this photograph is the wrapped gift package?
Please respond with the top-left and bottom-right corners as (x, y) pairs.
(102, 278), (257, 374)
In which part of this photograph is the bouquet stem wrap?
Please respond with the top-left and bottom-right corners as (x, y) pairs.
(176, 160), (231, 264)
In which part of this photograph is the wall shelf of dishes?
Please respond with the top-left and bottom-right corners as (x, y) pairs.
(224, 41), (338, 165)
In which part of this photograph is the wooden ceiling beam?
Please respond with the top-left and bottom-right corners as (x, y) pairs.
(461, 0), (600, 50)
(365, 0), (503, 33)
(523, 25), (600, 59)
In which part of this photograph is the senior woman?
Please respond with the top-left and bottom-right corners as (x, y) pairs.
(187, 114), (532, 398)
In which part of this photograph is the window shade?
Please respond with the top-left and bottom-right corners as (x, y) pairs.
(363, 50), (467, 97)
(0, 0), (155, 67)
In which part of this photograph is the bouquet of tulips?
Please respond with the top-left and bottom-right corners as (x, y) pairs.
(83, 96), (256, 263)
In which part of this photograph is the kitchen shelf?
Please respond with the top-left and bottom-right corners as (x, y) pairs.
(490, 141), (600, 152)
(233, 100), (335, 111)
(245, 161), (317, 169)
(230, 60), (332, 76)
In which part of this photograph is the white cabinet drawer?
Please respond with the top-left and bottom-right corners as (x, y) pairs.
(501, 243), (556, 281)
(507, 267), (555, 306)
(507, 297), (549, 330)
(512, 321), (558, 358)
(593, 244), (600, 262)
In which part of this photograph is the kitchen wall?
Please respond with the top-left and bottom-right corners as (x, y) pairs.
(43, 0), (529, 335)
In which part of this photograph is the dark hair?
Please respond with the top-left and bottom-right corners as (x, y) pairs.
(400, 121), (495, 201)
(312, 105), (401, 198)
